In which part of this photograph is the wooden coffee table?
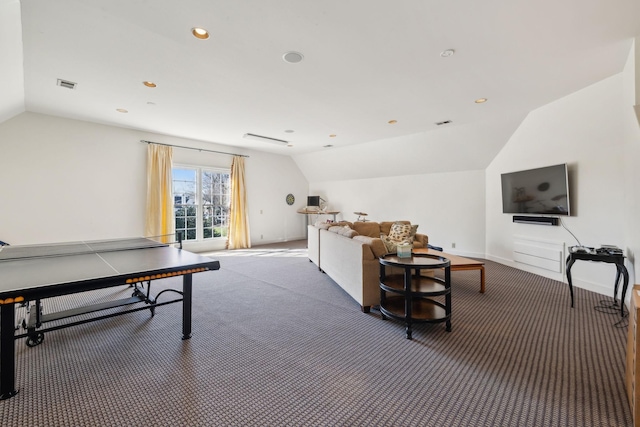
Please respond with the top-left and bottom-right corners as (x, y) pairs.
(413, 248), (485, 293)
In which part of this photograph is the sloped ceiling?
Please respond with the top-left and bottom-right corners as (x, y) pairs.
(2, 0), (639, 181)
(294, 113), (529, 182)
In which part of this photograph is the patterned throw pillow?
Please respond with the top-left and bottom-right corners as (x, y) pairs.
(389, 222), (418, 242)
(381, 234), (412, 253)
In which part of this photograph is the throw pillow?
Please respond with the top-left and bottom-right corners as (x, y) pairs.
(409, 224), (419, 241)
(388, 222), (413, 242)
(381, 233), (412, 254)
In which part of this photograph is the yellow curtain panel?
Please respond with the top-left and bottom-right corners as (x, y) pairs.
(145, 144), (174, 243)
(227, 156), (251, 249)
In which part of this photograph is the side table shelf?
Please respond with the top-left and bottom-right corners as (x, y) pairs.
(379, 253), (451, 340)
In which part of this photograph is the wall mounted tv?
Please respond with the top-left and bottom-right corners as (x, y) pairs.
(501, 163), (571, 216)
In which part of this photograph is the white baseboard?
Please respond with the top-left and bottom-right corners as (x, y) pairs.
(442, 249), (485, 259)
(254, 236), (306, 246)
(486, 253), (614, 299)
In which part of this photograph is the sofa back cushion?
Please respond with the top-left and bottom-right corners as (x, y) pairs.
(314, 220), (353, 230)
(352, 221), (381, 238)
(380, 221), (410, 236)
(352, 235), (387, 258)
(328, 225), (358, 238)
(314, 222), (333, 230)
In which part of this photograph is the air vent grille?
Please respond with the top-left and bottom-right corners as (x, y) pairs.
(242, 133), (288, 145)
(57, 79), (77, 90)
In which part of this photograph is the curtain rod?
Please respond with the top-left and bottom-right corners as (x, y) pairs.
(140, 140), (249, 158)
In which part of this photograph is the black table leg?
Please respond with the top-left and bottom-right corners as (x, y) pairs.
(613, 267), (622, 304)
(1, 303), (18, 400)
(404, 267), (412, 340)
(618, 264), (630, 317)
(566, 256), (576, 308)
(445, 266), (452, 332)
(182, 274), (192, 340)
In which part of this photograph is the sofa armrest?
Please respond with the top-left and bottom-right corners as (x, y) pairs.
(413, 233), (428, 248)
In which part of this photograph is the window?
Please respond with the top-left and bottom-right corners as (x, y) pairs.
(172, 167), (230, 241)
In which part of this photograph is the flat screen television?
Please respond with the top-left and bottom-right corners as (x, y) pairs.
(307, 196), (320, 207)
(501, 163), (571, 216)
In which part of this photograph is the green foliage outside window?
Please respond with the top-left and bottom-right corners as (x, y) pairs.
(172, 167), (230, 241)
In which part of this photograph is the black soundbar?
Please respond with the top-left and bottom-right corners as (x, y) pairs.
(512, 215), (559, 226)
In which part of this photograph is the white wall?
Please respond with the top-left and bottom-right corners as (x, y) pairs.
(241, 150), (309, 245)
(309, 169), (486, 258)
(0, 0), (25, 123)
(623, 40), (640, 287)
(0, 112), (308, 249)
(486, 65), (639, 296)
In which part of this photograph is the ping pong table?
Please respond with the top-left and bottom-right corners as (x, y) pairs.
(0, 237), (220, 400)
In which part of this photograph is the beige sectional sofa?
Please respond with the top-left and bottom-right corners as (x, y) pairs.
(308, 221), (428, 312)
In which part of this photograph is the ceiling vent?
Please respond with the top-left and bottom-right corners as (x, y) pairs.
(435, 120), (452, 126)
(57, 79), (77, 90)
(243, 133), (288, 145)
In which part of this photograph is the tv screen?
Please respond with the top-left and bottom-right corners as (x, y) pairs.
(307, 196), (320, 207)
(501, 164), (570, 216)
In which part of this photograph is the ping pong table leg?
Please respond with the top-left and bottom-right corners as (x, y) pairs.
(182, 274), (192, 340)
(1, 303), (18, 400)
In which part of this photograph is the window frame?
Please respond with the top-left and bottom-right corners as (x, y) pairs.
(172, 164), (230, 243)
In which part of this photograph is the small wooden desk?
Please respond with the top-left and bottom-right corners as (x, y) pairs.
(297, 209), (340, 223)
(413, 248), (485, 293)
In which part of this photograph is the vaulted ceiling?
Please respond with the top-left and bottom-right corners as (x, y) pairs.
(2, 0), (639, 180)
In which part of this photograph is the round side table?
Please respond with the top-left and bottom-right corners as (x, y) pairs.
(379, 253), (451, 339)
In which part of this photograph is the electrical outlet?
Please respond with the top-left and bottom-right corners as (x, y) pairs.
(260, 209), (263, 214)
(451, 242), (456, 248)
(260, 234), (263, 239)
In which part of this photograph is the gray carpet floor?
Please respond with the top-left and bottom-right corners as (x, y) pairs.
(0, 242), (632, 426)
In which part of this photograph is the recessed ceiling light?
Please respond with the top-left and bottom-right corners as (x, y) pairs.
(116, 108), (128, 113)
(440, 49), (455, 57)
(329, 134), (337, 138)
(388, 120), (397, 124)
(282, 51), (304, 64)
(324, 145), (334, 148)
(147, 102), (156, 105)
(284, 129), (295, 133)
(475, 98), (488, 104)
(143, 81), (157, 88)
(191, 27), (209, 40)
